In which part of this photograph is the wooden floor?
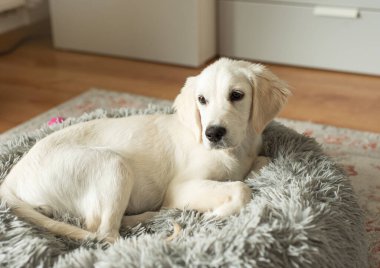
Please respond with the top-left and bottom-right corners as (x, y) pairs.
(0, 37), (380, 133)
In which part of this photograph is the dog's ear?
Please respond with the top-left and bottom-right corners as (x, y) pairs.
(173, 77), (202, 143)
(247, 64), (291, 133)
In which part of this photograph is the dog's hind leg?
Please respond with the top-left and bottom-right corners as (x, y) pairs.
(80, 149), (135, 242)
(1, 146), (134, 243)
(85, 215), (101, 232)
(121, 211), (159, 227)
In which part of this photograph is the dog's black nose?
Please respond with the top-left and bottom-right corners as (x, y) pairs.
(205, 126), (227, 143)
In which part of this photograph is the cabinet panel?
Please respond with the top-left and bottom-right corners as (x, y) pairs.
(219, 0), (380, 75)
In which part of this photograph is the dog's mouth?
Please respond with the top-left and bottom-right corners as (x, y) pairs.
(205, 138), (234, 150)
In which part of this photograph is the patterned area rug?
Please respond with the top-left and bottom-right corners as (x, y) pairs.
(1, 88), (379, 267)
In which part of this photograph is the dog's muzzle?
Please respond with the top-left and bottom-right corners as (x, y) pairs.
(205, 126), (227, 143)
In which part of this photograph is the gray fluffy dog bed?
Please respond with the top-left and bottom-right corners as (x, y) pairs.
(0, 106), (368, 268)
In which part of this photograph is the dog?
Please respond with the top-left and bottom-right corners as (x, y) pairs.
(0, 58), (290, 242)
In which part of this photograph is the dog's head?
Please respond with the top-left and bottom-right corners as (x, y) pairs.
(174, 58), (291, 149)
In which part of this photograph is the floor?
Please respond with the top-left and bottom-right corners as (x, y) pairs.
(0, 37), (380, 134)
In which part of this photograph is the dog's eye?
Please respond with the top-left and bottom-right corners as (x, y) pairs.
(198, 95), (207, 105)
(229, 90), (245, 102)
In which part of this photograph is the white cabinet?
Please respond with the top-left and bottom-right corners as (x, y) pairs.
(50, 0), (216, 67)
(219, 0), (380, 75)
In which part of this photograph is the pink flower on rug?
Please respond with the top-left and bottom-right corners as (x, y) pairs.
(363, 142), (378, 151)
(370, 164), (380, 171)
(112, 98), (128, 106)
(323, 135), (349, 145)
(303, 129), (314, 137)
(344, 165), (358, 176)
(76, 101), (96, 112)
(366, 220), (380, 232)
(48, 117), (65, 126)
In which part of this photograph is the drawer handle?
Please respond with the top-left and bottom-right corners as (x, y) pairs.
(313, 6), (359, 19)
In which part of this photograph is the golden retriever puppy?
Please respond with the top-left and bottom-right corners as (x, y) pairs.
(0, 58), (290, 242)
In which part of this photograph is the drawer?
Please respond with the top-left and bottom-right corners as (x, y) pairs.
(219, 0), (380, 75)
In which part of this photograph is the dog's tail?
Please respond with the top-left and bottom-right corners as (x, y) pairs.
(0, 186), (94, 241)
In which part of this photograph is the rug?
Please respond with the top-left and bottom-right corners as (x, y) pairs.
(0, 88), (378, 267)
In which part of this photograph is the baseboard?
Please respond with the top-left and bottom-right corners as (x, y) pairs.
(0, 19), (50, 53)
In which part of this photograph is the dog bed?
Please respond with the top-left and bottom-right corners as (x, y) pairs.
(0, 106), (368, 268)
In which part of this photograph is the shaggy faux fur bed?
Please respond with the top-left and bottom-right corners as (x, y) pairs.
(0, 107), (368, 268)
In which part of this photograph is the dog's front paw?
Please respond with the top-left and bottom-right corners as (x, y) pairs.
(205, 181), (252, 219)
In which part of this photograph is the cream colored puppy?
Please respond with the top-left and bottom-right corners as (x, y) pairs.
(0, 58), (290, 242)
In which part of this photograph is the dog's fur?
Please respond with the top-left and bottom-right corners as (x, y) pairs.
(0, 58), (290, 242)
